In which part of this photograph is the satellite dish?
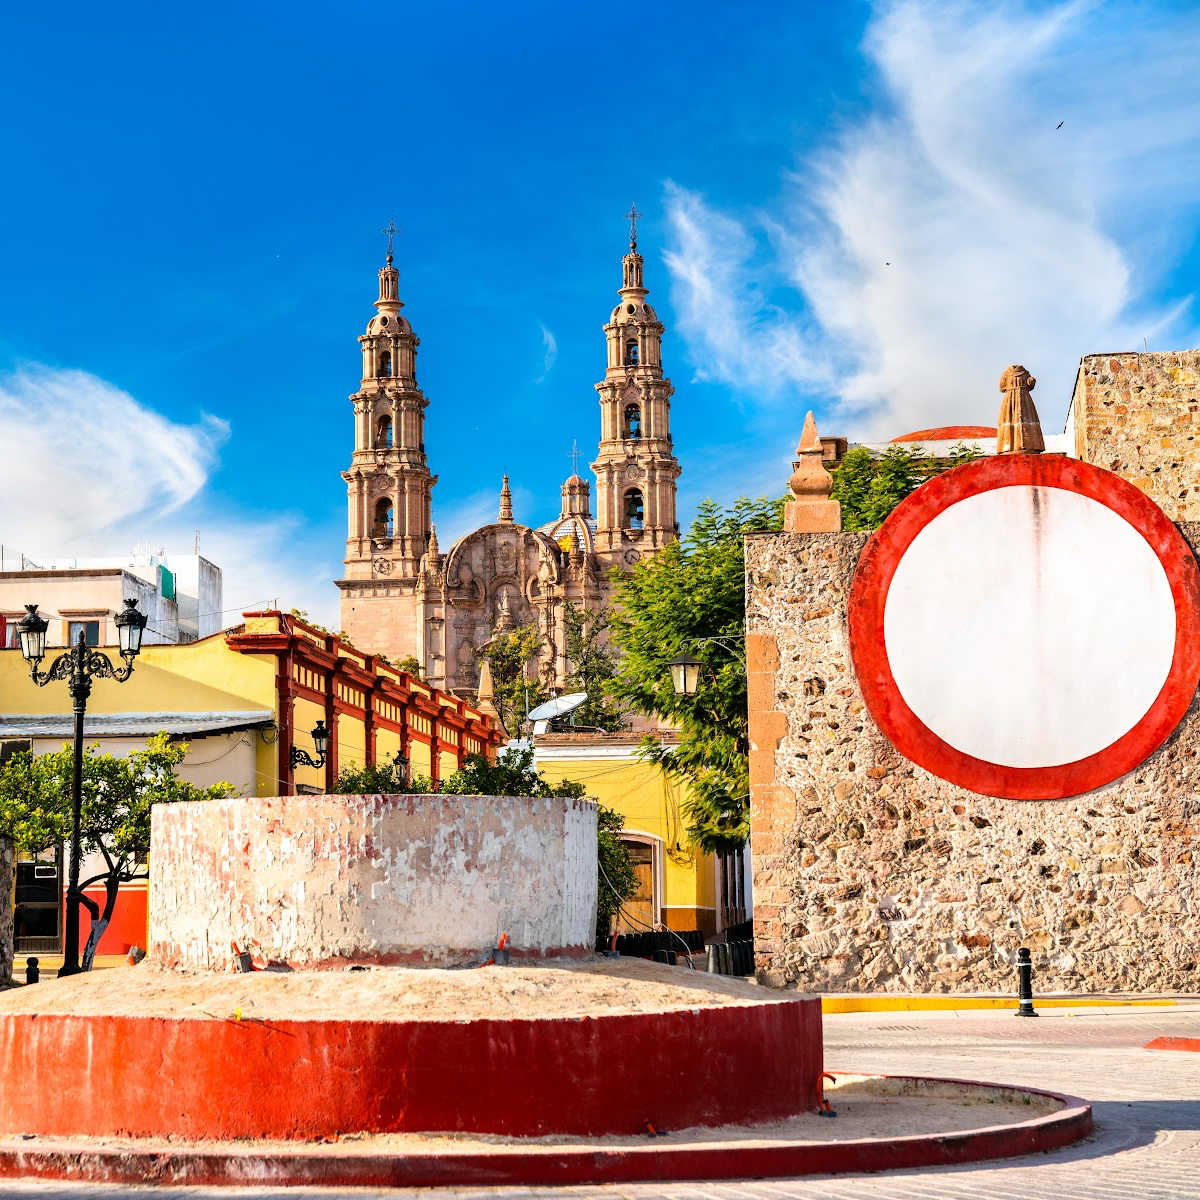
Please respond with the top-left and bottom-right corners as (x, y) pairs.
(527, 692), (588, 722)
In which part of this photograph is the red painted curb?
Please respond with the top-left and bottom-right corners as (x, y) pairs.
(0, 998), (821, 1140)
(0, 1076), (1092, 1188)
(848, 454), (1200, 800)
(1145, 1036), (1200, 1051)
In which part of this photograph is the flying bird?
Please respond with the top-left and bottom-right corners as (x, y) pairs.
(1056, 120), (1064, 129)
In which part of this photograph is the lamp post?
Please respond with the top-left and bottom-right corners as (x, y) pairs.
(16, 598), (147, 977)
(289, 720), (330, 770)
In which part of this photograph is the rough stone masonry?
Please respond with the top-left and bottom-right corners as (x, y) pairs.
(746, 529), (1200, 994)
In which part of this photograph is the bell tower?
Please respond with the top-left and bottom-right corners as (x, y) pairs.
(592, 204), (681, 570)
(338, 225), (437, 658)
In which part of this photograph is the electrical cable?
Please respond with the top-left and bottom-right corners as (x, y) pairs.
(598, 857), (695, 969)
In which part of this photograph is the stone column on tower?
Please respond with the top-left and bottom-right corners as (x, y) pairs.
(591, 205), (682, 572)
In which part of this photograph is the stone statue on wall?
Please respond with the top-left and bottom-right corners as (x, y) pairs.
(997, 364), (1045, 454)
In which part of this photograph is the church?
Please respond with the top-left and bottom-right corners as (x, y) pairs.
(336, 215), (683, 701)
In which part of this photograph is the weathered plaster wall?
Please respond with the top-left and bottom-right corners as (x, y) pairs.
(1072, 351), (1200, 521)
(0, 837), (12, 984)
(150, 793), (598, 970)
(746, 530), (1200, 994)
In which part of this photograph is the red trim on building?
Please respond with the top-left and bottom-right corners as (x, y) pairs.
(224, 611), (503, 795)
(848, 454), (1200, 800)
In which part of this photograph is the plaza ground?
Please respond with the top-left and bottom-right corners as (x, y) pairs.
(1, 995), (1197, 1197)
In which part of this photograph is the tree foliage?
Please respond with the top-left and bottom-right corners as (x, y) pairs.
(0, 734), (232, 969)
(834, 442), (983, 530)
(440, 745), (637, 938)
(562, 602), (628, 732)
(475, 623), (548, 733)
(332, 758), (433, 795)
(609, 496), (785, 853)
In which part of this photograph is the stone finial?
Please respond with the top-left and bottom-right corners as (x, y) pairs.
(784, 411), (841, 533)
(997, 365), (1045, 455)
(499, 475), (514, 523)
(568, 524), (584, 566)
(476, 658), (505, 735)
(426, 523), (440, 561)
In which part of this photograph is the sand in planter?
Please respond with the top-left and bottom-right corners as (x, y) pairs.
(0, 957), (801, 1021)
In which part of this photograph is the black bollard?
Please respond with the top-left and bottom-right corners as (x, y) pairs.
(706, 945), (719, 973)
(25, 957), (39, 985)
(1015, 947), (1038, 1017)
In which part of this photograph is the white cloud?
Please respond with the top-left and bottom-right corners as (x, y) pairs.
(0, 364), (341, 628)
(663, 0), (1200, 439)
(534, 323), (558, 383)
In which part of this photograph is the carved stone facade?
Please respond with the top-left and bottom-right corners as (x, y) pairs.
(337, 223), (681, 698)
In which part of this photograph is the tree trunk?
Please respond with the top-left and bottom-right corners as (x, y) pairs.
(80, 878), (119, 971)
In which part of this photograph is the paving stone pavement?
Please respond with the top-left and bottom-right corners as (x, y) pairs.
(5, 1002), (1199, 1199)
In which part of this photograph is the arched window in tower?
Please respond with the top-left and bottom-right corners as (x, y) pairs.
(625, 339), (639, 365)
(376, 415), (393, 448)
(373, 498), (395, 539)
(378, 350), (392, 378)
(623, 404), (642, 440)
(624, 488), (644, 531)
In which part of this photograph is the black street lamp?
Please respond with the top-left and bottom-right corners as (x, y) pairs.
(667, 652), (704, 697)
(16, 598), (148, 977)
(290, 720), (329, 770)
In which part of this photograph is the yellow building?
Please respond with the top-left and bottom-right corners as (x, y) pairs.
(534, 732), (748, 937)
(1, 609), (502, 958)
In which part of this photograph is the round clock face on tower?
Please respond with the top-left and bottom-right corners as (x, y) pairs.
(372, 557), (392, 576)
(623, 549), (641, 565)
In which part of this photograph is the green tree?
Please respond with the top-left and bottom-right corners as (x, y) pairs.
(831, 446), (877, 531)
(475, 623), (548, 733)
(331, 758), (433, 795)
(947, 441), (983, 468)
(440, 745), (638, 939)
(609, 496), (785, 853)
(863, 444), (926, 526)
(0, 733), (233, 970)
(393, 654), (425, 680)
(562, 602), (629, 732)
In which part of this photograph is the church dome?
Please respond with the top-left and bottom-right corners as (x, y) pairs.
(366, 313), (411, 335)
(610, 301), (656, 326)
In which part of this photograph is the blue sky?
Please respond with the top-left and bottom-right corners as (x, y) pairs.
(2, 1), (1200, 623)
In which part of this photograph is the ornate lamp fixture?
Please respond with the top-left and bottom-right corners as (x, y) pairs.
(290, 720), (330, 770)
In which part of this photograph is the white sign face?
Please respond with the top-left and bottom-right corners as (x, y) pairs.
(883, 485), (1177, 769)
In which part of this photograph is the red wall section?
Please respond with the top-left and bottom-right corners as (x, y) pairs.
(0, 998), (821, 1140)
(68, 884), (148, 956)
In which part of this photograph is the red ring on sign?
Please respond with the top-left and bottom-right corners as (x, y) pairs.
(848, 455), (1200, 800)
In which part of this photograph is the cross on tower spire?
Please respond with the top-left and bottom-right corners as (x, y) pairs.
(568, 439), (582, 476)
(382, 217), (400, 264)
(625, 202), (641, 251)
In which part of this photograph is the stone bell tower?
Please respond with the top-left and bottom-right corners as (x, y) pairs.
(338, 225), (437, 658)
(592, 204), (681, 571)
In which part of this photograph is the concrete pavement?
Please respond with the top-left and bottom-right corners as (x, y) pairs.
(2, 999), (1198, 1198)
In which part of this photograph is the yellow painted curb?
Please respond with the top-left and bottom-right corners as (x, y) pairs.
(821, 995), (1175, 1013)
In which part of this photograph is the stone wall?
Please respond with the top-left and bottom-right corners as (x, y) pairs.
(746, 530), (1200, 994)
(150, 793), (598, 970)
(1072, 351), (1200, 522)
(0, 837), (11, 985)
